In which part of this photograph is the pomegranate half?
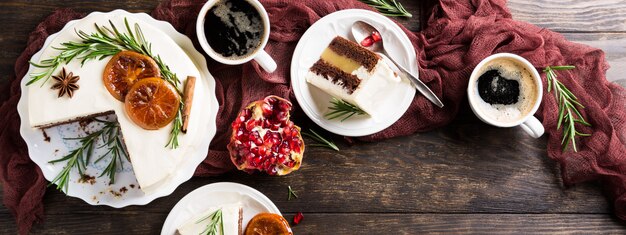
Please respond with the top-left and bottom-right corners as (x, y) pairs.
(228, 96), (304, 175)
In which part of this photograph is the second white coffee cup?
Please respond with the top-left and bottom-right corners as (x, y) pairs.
(467, 53), (545, 138)
(196, 0), (277, 73)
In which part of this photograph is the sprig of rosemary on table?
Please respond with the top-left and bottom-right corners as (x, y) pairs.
(288, 185), (299, 200)
(48, 119), (124, 193)
(196, 208), (224, 235)
(303, 129), (339, 151)
(325, 98), (367, 121)
(359, 0), (412, 17)
(544, 65), (591, 152)
(28, 18), (184, 149)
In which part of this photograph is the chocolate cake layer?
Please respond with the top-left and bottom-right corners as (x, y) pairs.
(328, 36), (379, 72)
(310, 60), (361, 94)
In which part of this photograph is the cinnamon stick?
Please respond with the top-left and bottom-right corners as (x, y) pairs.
(181, 76), (196, 133)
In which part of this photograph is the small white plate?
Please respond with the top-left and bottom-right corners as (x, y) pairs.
(290, 9), (417, 137)
(161, 182), (281, 235)
(16, 10), (219, 207)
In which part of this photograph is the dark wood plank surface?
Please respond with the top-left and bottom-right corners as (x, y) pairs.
(1, 0), (626, 234)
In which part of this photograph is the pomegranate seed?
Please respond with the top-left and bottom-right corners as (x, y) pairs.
(267, 167), (277, 175)
(371, 31), (382, 42)
(290, 139), (301, 153)
(242, 141), (252, 148)
(252, 156), (262, 166)
(261, 102), (272, 116)
(361, 36), (374, 47)
(279, 101), (291, 111)
(245, 119), (255, 131)
(293, 212), (303, 225)
(257, 146), (267, 155)
(263, 119), (271, 129)
(277, 154), (286, 163)
(284, 127), (292, 136)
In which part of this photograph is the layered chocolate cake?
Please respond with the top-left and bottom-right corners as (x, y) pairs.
(305, 36), (400, 117)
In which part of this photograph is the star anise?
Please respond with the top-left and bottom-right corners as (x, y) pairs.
(51, 68), (80, 98)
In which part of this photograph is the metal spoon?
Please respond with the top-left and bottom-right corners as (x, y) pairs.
(351, 21), (444, 108)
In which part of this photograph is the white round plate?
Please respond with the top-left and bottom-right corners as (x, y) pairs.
(161, 182), (281, 235)
(16, 10), (219, 207)
(291, 9), (417, 137)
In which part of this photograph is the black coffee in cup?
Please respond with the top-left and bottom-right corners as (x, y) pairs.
(473, 58), (539, 123)
(204, 0), (264, 59)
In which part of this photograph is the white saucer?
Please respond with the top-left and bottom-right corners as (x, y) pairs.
(161, 182), (281, 235)
(290, 9), (417, 137)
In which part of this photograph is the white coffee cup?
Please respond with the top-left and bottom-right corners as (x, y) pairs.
(467, 53), (544, 138)
(196, 0), (277, 73)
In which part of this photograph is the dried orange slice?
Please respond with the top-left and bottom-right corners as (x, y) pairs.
(103, 51), (161, 101)
(245, 213), (293, 235)
(124, 77), (180, 130)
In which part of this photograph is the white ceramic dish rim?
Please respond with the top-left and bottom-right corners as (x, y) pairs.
(16, 9), (219, 208)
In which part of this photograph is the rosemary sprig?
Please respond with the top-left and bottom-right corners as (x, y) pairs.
(325, 98), (367, 121)
(302, 129), (339, 151)
(196, 208), (223, 235)
(48, 119), (124, 193)
(93, 119), (127, 184)
(544, 65), (592, 152)
(359, 0), (412, 17)
(288, 186), (299, 201)
(28, 18), (184, 149)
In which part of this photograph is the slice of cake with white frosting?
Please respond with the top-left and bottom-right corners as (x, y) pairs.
(305, 36), (401, 117)
(176, 203), (243, 235)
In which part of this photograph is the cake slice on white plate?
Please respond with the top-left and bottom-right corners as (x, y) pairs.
(305, 36), (401, 118)
(176, 203), (243, 235)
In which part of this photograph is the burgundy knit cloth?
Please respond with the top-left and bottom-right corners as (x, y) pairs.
(1, 0), (625, 233)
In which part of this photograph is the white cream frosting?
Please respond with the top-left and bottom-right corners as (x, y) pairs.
(305, 60), (401, 118)
(176, 203), (242, 235)
(27, 14), (204, 194)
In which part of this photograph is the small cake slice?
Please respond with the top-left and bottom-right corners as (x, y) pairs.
(305, 36), (401, 117)
(176, 203), (243, 235)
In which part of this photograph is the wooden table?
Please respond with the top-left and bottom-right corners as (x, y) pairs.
(1, 0), (626, 234)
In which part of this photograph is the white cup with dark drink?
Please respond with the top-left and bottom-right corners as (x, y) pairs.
(196, 0), (277, 72)
(467, 53), (545, 138)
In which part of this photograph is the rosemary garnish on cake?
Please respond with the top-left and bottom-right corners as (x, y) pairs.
(196, 208), (224, 235)
(325, 97), (367, 121)
(28, 18), (184, 149)
(544, 65), (592, 152)
(49, 119), (126, 193)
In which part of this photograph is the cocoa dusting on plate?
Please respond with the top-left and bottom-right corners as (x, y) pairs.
(119, 187), (128, 194)
(42, 130), (50, 142)
(78, 174), (96, 185)
(109, 190), (122, 197)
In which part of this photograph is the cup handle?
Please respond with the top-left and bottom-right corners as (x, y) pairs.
(519, 116), (544, 138)
(253, 50), (277, 73)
